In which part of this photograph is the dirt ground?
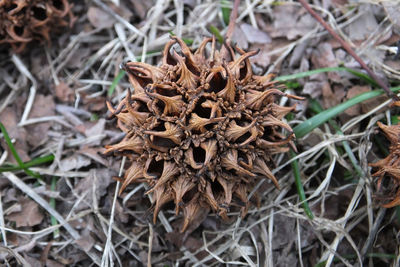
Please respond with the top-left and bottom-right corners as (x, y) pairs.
(0, 0), (400, 266)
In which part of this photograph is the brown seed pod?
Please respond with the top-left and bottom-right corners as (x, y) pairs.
(0, 0), (74, 53)
(370, 121), (400, 208)
(105, 36), (302, 232)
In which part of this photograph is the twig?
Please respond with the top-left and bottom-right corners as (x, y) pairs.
(225, 0), (241, 43)
(147, 223), (153, 267)
(298, 0), (398, 101)
(221, 0), (241, 60)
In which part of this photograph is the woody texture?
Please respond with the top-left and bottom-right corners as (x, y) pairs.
(0, 0), (73, 52)
(105, 36), (302, 232)
(370, 122), (400, 208)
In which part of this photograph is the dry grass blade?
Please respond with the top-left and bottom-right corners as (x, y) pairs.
(3, 172), (101, 265)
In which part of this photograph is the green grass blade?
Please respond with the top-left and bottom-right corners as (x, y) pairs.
(294, 86), (400, 138)
(0, 122), (41, 179)
(220, 0), (231, 26)
(107, 70), (126, 97)
(209, 25), (224, 44)
(308, 99), (363, 177)
(290, 150), (314, 219)
(0, 154), (54, 172)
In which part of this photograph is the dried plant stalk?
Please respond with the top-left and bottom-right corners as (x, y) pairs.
(370, 122), (400, 208)
(0, 0), (74, 52)
(106, 36), (302, 232)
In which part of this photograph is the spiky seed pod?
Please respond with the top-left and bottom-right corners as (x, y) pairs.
(370, 121), (400, 208)
(106, 36), (302, 232)
(0, 0), (73, 52)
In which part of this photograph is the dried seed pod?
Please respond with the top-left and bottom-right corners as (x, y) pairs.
(106, 36), (302, 232)
(0, 0), (74, 52)
(370, 121), (400, 208)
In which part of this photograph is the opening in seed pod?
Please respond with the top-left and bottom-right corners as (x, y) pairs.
(193, 97), (211, 119)
(208, 71), (227, 94)
(146, 158), (164, 178)
(192, 145), (206, 165)
(32, 6), (47, 20)
(5, 4), (18, 13)
(52, 0), (65, 11)
(13, 26), (24, 36)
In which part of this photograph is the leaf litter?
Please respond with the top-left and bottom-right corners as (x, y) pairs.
(0, 0), (399, 266)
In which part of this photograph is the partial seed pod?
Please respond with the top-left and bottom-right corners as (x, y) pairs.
(0, 0), (74, 52)
(106, 36), (302, 232)
(370, 121), (400, 208)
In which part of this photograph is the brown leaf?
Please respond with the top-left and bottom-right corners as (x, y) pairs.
(74, 169), (113, 210)
(55, 81), (74, 103)
(240, 23), (271, 44)
(232, 25), (248, 50)
(0, 107), (30, 163)
(6, 198), (44, 227)
(311, 42), (340, 82)
(129, 0), (152, 19)
(87, 7), (115, 29)
(84, 118), (106, 146)
(25, 94), (55, 147)
(269, 5), (316, 40)
(79, 147), (109, 167)
(75, 234), (95, 252)
(59, 154), (91, 172)
(383, 1), (400, 33)
(346, 5), (378, 41)
(344, 85), (370, 117)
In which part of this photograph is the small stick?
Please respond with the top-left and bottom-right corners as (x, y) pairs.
(225, 0), (241, 43)
(298, 0), (398, 101)
(221, 0), (241, 60)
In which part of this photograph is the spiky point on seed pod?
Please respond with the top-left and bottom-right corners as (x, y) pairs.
(0, 0), (74, 53)
(105, 36), (303, 232)
(370, 121), (400, 208)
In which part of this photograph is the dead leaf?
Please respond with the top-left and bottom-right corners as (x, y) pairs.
(66, 47), (91, 69)
(240, 23), (271, 44)
(40, 242), (52, 266)
(23, 254), (42, 267)
(87, 7), (115, 29)
(346, 5), (378, 41)
(249, 39), (292, 69)
(84, 118), (106, 146)
(45, 259), (64, 267)
(25, 94), (55, 147)
(129, 0), (152, 19)
(75, 234), (95, 252)
(6, 198), (44, 227)
(59, 154), (91, 172)
(383, 1), (400, 34)
(74, 169), (113, 211)
(344, 85), (371, 117)
(0, 107), (30, 163)
(269, 5), (316, 40)
(82, 95), (106, 112)
(55, 82), (74, 103)
(311, 42), (340, 82)
(79, 147), (109, 167)
(303, 81), (324, 99)
(321, 82), (338, 109)
(232, 25), (248, 50)
(289, 41), (309, 67)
